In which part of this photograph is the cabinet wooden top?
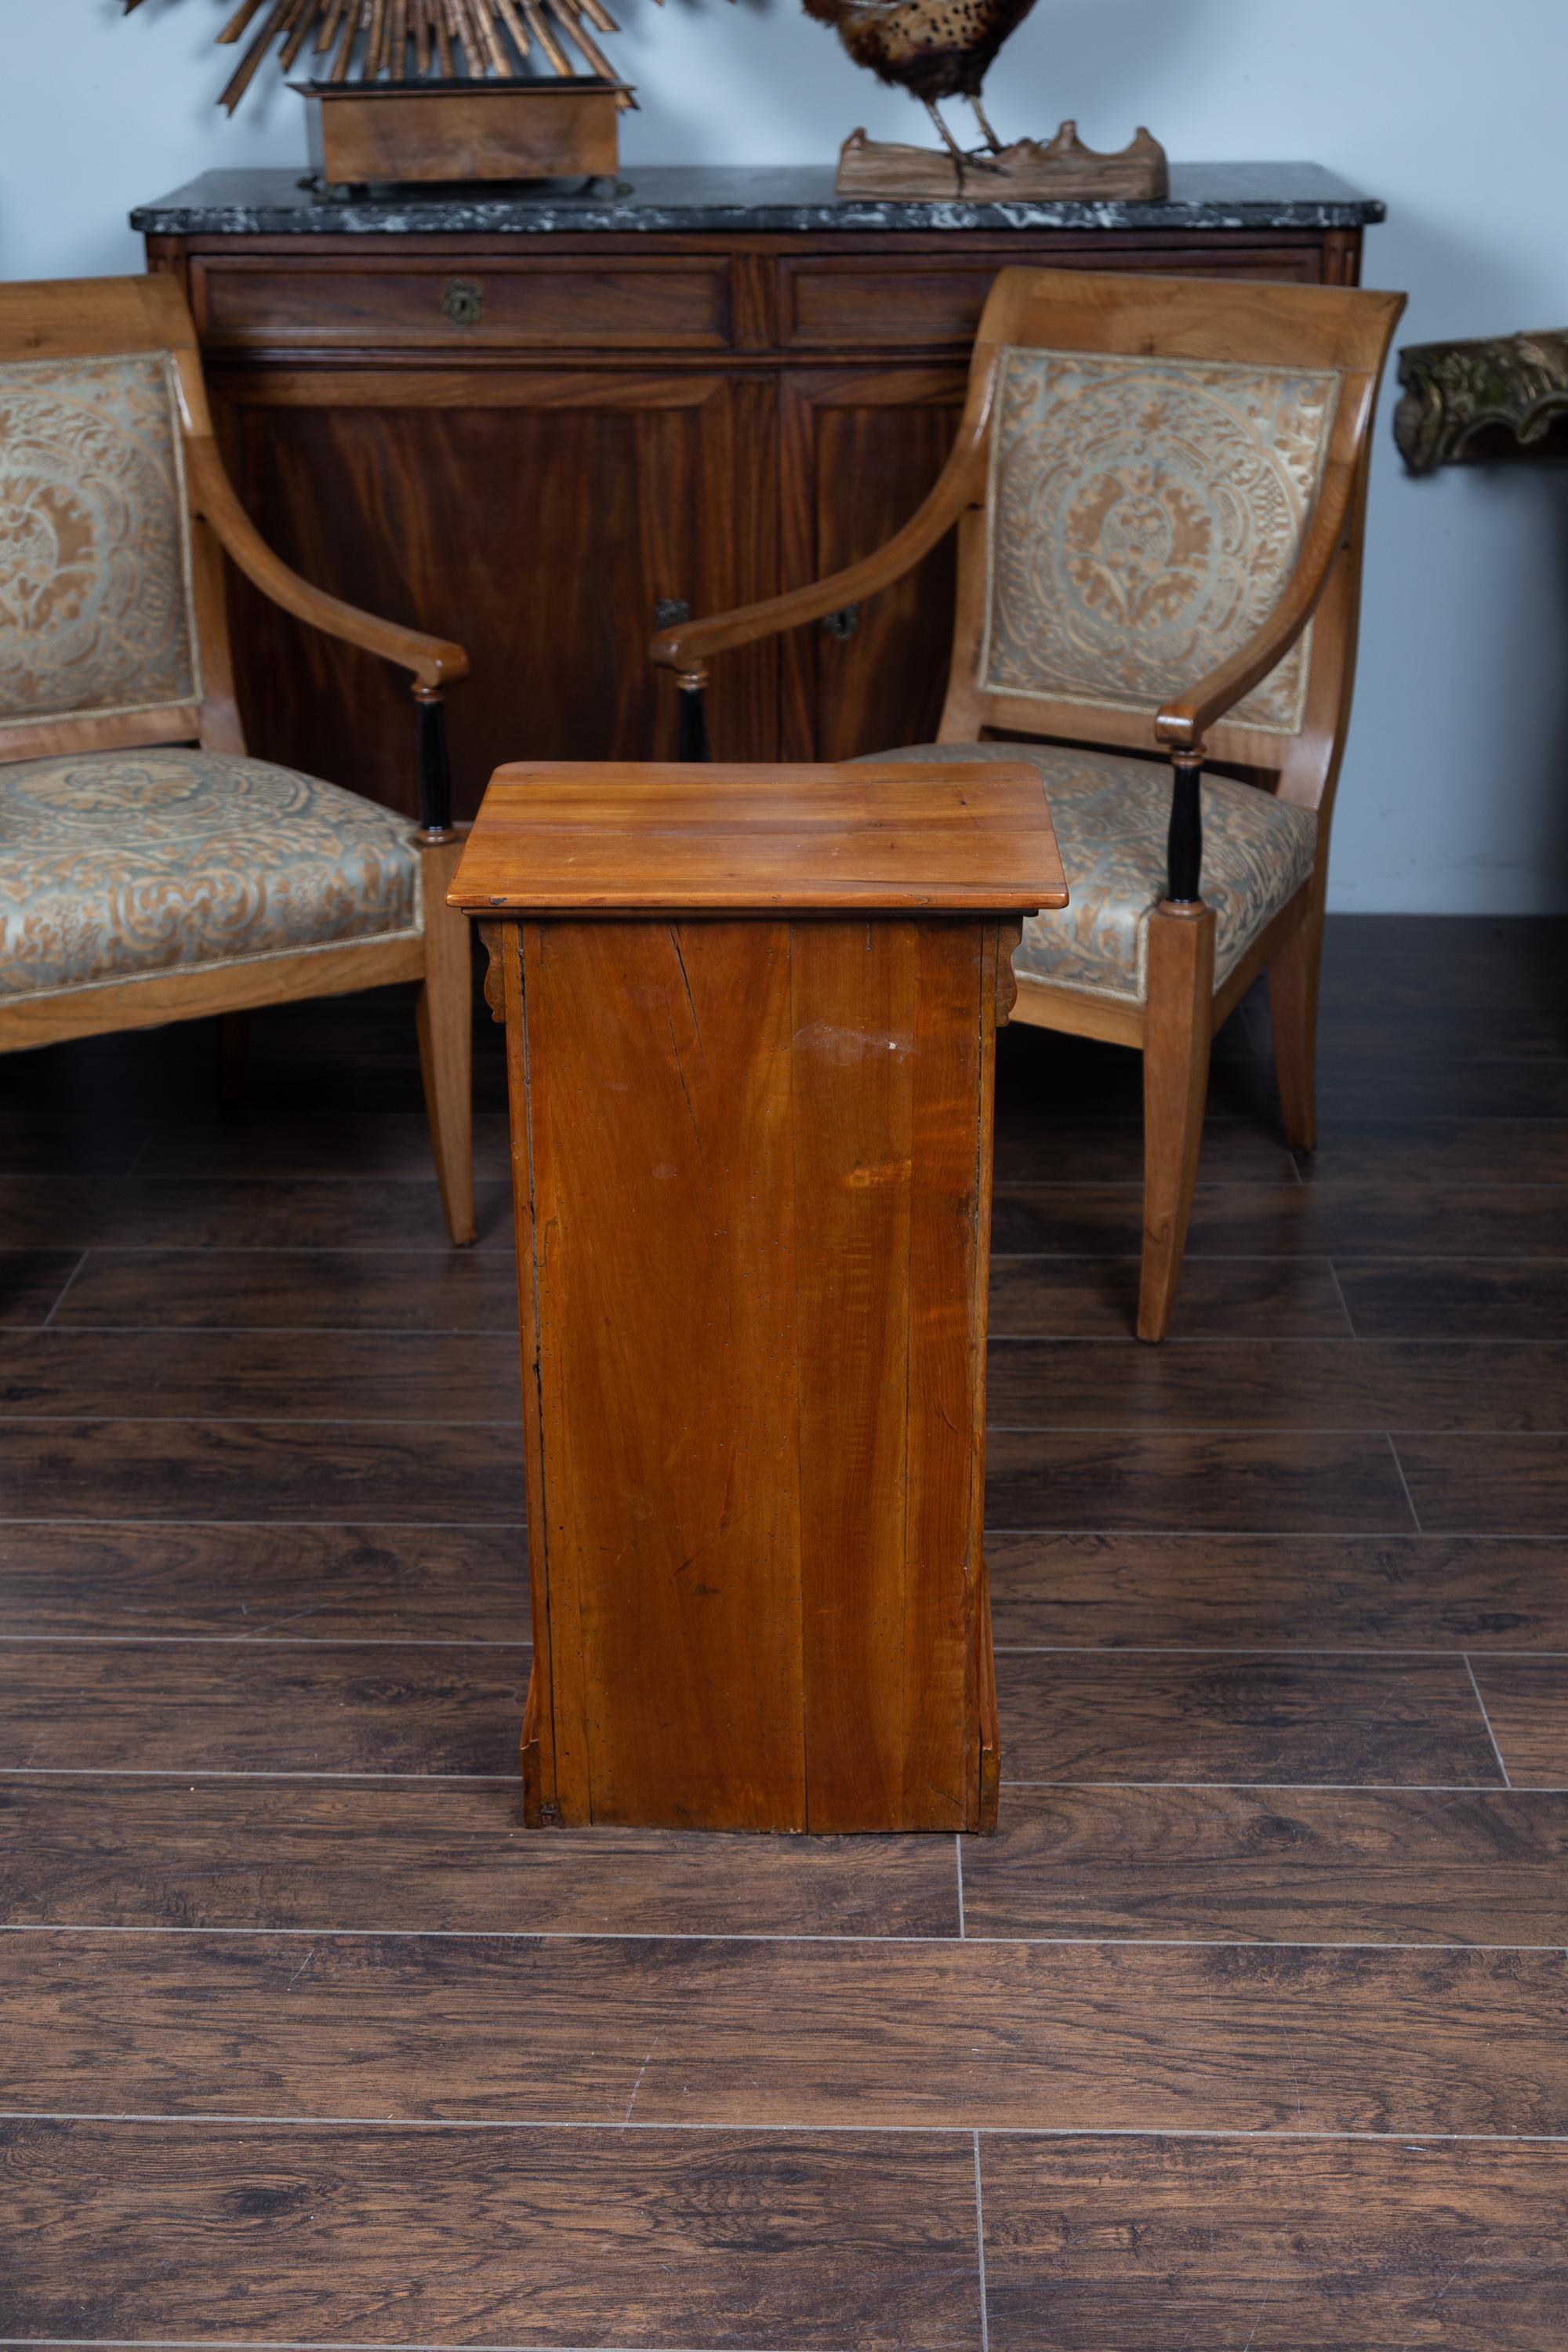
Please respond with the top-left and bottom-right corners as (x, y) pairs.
(449, 760), (1069, 913)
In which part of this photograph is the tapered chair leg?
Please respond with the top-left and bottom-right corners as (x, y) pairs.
(416, 836), (476, 1247)
(1269, 886), (1327, 1153)
(1138, 900), (1217, 1344)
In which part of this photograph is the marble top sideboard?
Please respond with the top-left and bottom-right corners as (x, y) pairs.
(132, 161), (1385, 241)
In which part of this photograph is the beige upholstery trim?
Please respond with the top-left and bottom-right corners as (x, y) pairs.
(10, 919), (426, 1011)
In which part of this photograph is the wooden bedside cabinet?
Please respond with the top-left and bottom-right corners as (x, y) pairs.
(450, 757), (1069, 1831)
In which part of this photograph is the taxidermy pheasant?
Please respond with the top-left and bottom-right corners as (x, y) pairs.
(803, 0), (1038, 173)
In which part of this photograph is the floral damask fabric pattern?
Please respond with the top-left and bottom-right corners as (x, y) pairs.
(0, 352), (201, 726)
(1, 750), (422, 1001)
(859, 742), (1316, 1003)
(981, 348), (1341, 735)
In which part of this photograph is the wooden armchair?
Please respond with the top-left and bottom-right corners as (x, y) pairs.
(654, 267), (1405, 1339)
(0, 274), (475, 1244)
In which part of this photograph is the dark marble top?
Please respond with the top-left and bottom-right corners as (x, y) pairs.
(132, 162), (1385, 238)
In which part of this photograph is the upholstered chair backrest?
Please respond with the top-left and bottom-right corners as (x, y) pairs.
(0, 349), (201, 739)
(934, 270), (1400, 811)
(980, 346), (1342, 741)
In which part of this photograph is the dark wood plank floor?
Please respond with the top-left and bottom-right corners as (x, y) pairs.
(3, 913), (1567, 2350)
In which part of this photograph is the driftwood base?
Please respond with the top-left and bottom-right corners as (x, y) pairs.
(835, 120), (1169, 201)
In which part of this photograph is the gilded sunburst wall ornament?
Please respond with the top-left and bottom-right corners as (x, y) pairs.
(121, 0), (634, 114)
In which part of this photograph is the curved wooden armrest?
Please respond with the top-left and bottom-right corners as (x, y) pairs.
(1155, 445), (1360, 753)
(187, 439), (470, 692)
(651, 384), (993, 677)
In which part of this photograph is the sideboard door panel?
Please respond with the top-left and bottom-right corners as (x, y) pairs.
(212, 369), (779, 818)
(777, 368), (967, 764)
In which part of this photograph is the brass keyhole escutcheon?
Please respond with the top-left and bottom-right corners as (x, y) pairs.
(442, 279), (485, 328)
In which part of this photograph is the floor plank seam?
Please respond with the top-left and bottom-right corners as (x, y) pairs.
(996, 1776), (1566, 1791)
(37, 1254), (89, 1330)
(0, 1635), (532, 1650)
(988, 1252), (1305, 1261)
(0, 1519), (528, 1532)
(0, 1766), (518, 1782)
(989, 1642), (1568, 1656)
(0, 1416), (524, 1429)
(989, 1335), (1568, 1346)
(0, 2339), (809, 2351)
(4, 1925), (1564, 1951)
(6, 1767), (1560, 1790)
(1385, 1433), (1427, 1534)
(984, 1525), (1534, 1537)
(5, 1519), (1563, 1538)
(972, 2129), (991, 2352)
(1465, 1653), (1515, 1788)
(2, 1646), (1555, 1665)
(985, 1421), (1568, 1436)
(14, 1326), (524, 1340)
(7, 1413), (1568, 1436)
(0, 1243), (508, 1259)
(7, 2109), (1568, 2143)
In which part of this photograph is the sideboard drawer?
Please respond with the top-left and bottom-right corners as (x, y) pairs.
(191, 257), (735, 351)
(779, 257), (1014, 350)
(778, 244), (1338, 350)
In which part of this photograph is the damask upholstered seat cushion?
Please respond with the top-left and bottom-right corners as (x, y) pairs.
(860, 742), (1316, 1004)
(0, 749), (421, 1004)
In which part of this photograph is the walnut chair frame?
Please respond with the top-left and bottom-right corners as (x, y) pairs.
(653, 267), (1406, 1339)
(0, 275), (476, 1245)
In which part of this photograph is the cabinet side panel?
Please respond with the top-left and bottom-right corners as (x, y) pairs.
(508, 923), (578, 1824)
(903, 919), (991, 1829)
(790, 917), (919, 1831)
(524, 917), (804, 1831)
(790, 919), (990, 1831)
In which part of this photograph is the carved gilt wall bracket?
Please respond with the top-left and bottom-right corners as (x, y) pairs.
(1395, 329), (1568, 474)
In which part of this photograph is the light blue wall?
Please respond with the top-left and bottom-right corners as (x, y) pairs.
(5, 0), (1566, 911)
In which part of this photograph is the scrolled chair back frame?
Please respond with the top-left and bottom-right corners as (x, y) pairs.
(650, 266), (1403, 913)
(0, 274), (466, 839)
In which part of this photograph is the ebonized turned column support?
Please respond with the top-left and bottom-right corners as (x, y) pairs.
(1165, 751), (1204, 906)
(414, 688), (457, 844)
(676, 674), (711, 763)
